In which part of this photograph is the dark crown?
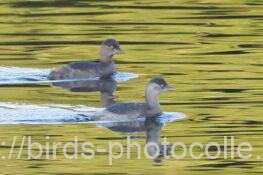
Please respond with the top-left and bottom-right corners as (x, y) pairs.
(149, 77), (168, 87)
(102, 38), (120, 50)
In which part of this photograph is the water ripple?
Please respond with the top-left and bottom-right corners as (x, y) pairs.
(0, 67), (138, 85)
(0, 102), (185, 125)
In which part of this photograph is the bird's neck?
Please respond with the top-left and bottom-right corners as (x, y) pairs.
(145, 86), (162, 116)
(99, 47), (113, 64)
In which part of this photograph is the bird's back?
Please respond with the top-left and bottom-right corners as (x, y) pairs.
(94, 103), (147, 121)
(49, 61), (100, 80)
(49, 61), (116, 80)
(68, 61), (99, 71)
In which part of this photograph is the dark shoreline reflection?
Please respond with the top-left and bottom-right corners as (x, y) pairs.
(51, 77), (117, 107)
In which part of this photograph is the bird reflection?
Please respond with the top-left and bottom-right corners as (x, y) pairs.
(99, 115), (172, 163)
(51, 78), (117, 107)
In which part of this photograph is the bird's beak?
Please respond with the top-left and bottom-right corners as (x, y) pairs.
(113, 48), (124, 54)
(164, 86), (175, 91)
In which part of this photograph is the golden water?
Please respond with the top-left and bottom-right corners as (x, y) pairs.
(0, 0), (263, 174)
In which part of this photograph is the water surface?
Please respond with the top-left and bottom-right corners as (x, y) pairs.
(0, 0), (263, 174)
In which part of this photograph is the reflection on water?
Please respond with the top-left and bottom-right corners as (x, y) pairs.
(52, 78), (117, 107)
(0, 66), (138, 85)
(0, 102), (184, 125)
(0, 66), (50, 82)
(0, 102), (98, 124)
(0, 0), (263, 174)
(100, 115), (185, 163)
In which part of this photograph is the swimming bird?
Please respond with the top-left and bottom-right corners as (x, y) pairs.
(48, 38), (123, 80)
(94, 77), (173, 121)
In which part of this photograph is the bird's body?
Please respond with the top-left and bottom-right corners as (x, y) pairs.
(48, 39), (122, 80)
(48, 61), (116, 80)
(95, 103), (147, 121)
